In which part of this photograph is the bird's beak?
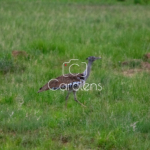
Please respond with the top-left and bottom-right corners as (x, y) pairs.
(95, 57), (101, 60)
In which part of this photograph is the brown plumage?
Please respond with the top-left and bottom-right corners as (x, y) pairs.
(38, 73), (84, 93)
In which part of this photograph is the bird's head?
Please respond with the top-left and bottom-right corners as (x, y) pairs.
(86, 56), (101, 62)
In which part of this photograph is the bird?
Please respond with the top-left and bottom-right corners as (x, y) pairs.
(38, 56), (101, 107)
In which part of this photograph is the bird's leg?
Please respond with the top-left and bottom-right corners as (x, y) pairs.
(65, 91), (71, 107)
(73, 91), (86, 107)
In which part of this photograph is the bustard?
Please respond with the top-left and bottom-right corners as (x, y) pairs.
(38, 56), (101, 107)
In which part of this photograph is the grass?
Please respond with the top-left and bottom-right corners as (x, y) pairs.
(0, 0), (150, 149)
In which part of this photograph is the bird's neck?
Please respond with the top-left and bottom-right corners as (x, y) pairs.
(83, 61), (93, 80)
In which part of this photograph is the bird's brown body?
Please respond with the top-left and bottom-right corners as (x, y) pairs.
(38, 73), (84, 93)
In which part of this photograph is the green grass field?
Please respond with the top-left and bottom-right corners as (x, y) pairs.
(0, 0), (150, 149)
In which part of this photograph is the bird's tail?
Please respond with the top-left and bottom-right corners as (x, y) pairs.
(37, 83), (49, 93)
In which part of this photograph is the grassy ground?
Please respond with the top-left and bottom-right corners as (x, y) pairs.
(0, 0), (150, 149)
